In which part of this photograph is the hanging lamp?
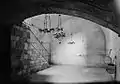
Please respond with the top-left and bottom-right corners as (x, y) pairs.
(67, 33), (75, 44)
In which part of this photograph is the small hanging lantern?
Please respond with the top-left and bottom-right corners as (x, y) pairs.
(67, 33), (75, 44)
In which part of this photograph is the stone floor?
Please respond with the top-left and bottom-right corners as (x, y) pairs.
(36, 65), (113, 83)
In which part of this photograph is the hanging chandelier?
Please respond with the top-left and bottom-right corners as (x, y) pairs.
(23, 14), (76, 44)
(23, 14), (66, 44)
(67, 33), (75, 44)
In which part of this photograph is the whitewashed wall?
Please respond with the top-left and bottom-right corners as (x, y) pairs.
(101, 26), (120, 59)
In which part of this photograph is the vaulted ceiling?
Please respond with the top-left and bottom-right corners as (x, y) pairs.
(1, 0), (120, 34)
